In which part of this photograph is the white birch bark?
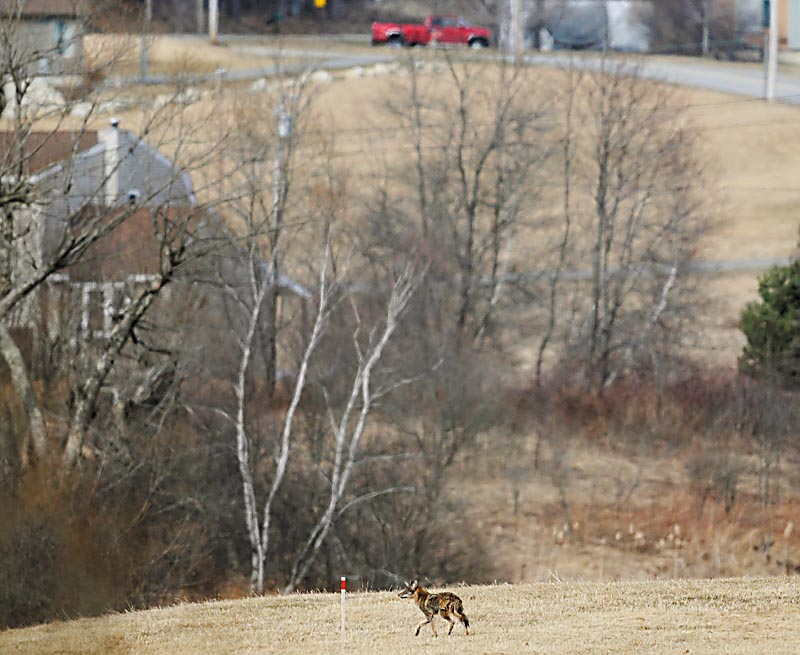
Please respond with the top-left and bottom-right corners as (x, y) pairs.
(232, 236), (332, 593)
(284, 264), (421, 593)
(233, 252), (269, 591)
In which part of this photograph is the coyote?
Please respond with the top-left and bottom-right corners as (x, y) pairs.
(398, 580), (470, 636)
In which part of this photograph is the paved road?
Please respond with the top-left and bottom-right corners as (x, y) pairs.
(525, 53), (800, 105)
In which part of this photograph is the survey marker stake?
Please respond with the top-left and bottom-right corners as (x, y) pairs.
(341, 576), (346, 655)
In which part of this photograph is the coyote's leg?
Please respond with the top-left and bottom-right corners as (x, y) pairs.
(429, 613), (438, 637)
(454, 608), (470, 635)
(441, 611), (455, 635)
(415, 615), (433, 637)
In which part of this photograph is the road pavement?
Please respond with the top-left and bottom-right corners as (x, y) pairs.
(525, 53), (800, 105)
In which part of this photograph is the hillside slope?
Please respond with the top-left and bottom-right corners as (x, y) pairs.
(3, 577), (799, 654)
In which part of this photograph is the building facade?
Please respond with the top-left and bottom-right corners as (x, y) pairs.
(0, 0), (85, 75)
(784, 0), (800, 48)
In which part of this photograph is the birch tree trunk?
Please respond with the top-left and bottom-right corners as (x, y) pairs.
(233, 259), (268, 591)
(231, 235), (331, 594)
(284, 264), (421, 593)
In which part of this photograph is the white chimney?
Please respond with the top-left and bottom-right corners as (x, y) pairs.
(101, 118), (121, 206)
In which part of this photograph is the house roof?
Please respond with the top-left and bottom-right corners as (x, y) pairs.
(0, 130), (98, 175)
(5, 127), (312, 299)
(0, 0), (84, 17)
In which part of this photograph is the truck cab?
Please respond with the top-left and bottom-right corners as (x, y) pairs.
(428, 16), (490, 47)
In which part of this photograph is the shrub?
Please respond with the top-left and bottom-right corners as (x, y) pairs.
(0, 516), (56, 629)
(739, 259), (800, 388)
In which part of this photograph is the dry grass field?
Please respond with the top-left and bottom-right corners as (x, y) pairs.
(2, 577), (799, 654)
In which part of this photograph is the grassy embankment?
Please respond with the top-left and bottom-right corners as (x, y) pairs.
(2, 577), (799, 654)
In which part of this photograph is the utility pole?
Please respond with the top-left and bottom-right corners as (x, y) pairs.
(209, 0), (219, 45)
(700, 0), (711, 57)
(197, 0), (204, 35)
(510, 0), (522, 65)
(765, 0), (779, 100)
(266, 100), (292, 396)
(273, 103), (291, 230)
(139, 0), (152, 80)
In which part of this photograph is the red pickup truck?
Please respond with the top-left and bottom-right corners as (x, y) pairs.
(371, 15), (491, 49)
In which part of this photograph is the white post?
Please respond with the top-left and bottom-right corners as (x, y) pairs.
(766, 0), (779, 100)
(197, 0), (204, 34)
(700, 0), (710, 57)
(209, 0), (219, 45)
(102, 118), (121, 207)
(340, 576), (346, 655)
(140, 0), (152, 80)
(273, 102), (291, 228)
(510, 0), (522, 65)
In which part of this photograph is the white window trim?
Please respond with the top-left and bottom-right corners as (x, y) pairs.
(77, 274), (159, 338)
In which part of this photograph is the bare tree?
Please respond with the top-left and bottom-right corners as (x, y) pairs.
(377, 55), (553, 349)
(540, 58), (706, 391)
(228, 78), (312, 399)
(61, 199), (220, 467)
(206, 73), (326, 593)
(331, 57), (556, 582)
(635, 0), (759, 57)
(284, 263), (423, 593)
(0, 6), (93, 462)
(226, 230), (331, 593)
(535, 62), (582, 386)
(696, 0), (715, 56)
(217, 196), (423, 594)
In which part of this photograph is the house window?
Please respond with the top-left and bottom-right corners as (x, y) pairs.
(55, 20), (66, 55)
(81, 282), (119, 338)
(79, 275), (157, 338)
(83, 285), (106, 336)
(54, 20), (77, 58)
